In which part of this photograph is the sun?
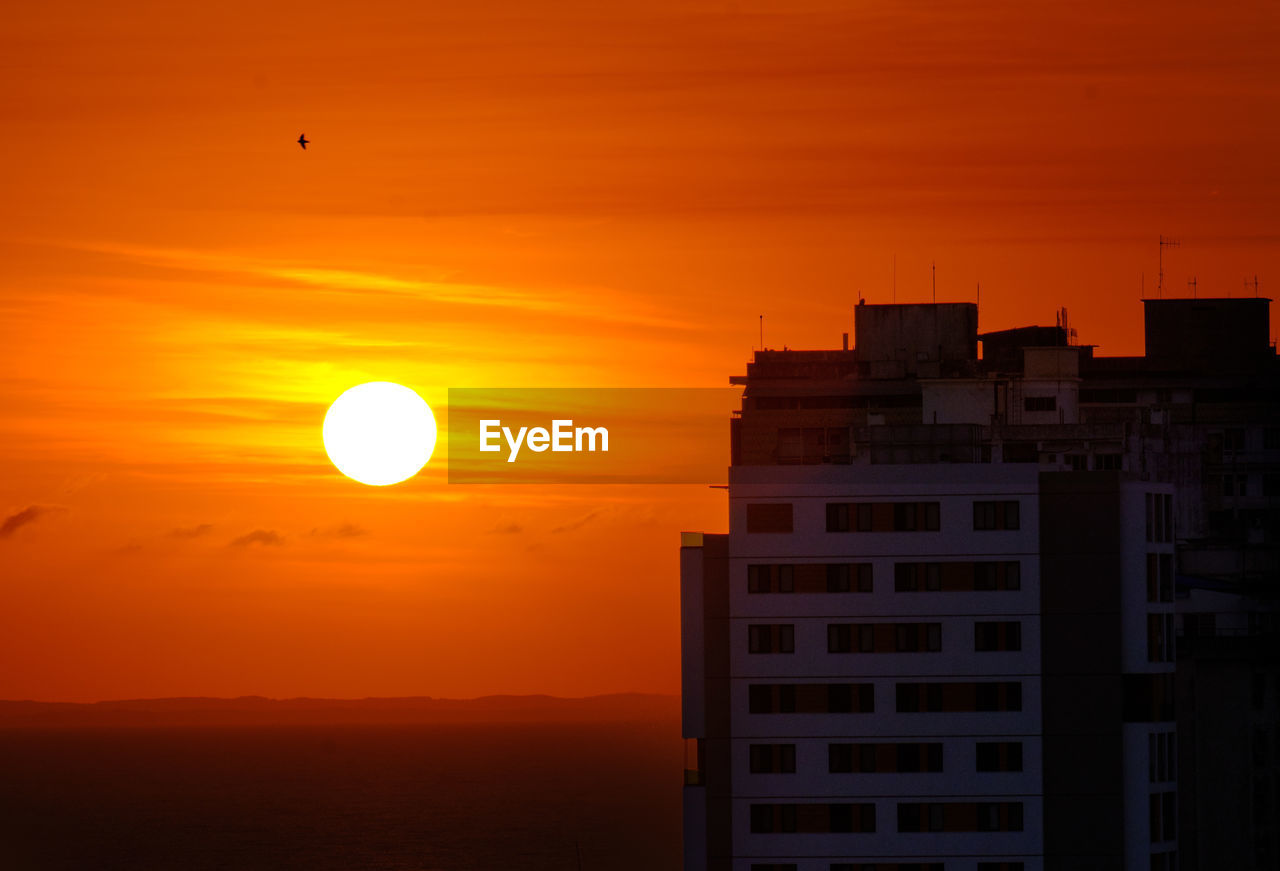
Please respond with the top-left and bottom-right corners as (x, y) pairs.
(323, 382), (437, 486)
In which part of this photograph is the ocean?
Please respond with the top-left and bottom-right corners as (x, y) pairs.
(0, 721), (682, 871)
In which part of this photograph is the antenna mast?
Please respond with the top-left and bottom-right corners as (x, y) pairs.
(1158, 235), (1180, 298)
(932, 261), (936, 303)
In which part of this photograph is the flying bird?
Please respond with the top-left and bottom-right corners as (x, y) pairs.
(297, 133), (309, 150)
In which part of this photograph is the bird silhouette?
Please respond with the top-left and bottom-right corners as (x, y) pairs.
(297, 133), (309, 150)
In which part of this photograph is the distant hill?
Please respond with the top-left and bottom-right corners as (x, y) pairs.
(0, 693), (680, 728)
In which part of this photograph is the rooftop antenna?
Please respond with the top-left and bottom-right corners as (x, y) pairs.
(759, 314), (764, 350)
(1254, 274), (1260, 298)
(893, 254), (897, 303)
(1188, 276), (1197, 298)
(932, 261), (936, 303)
(1158, 234), (1179, 298)
(1056, 306), (1077, 344)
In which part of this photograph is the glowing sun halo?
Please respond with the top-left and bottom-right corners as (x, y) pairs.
(323, 382), (437, 486)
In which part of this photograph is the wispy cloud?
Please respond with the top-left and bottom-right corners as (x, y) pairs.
(0, 505), (56, 539)
(72, 243), (689, 329)
(167, 523), (213, 539)
(551, 510), (601, 534)
(308, 523), (368, 539)
(229, 529), (284, 547)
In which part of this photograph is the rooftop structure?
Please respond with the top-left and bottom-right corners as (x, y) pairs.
(682, 298), (1278, 871)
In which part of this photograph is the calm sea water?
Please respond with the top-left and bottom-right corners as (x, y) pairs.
(0, 722), (682, 871)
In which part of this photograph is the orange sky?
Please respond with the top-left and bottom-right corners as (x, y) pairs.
(2, 0), (1278, 701)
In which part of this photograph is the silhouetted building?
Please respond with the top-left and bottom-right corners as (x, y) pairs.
(681, 298), (1278, 871)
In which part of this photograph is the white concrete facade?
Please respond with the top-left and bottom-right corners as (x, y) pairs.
(683, 463), (1171, 871)
(728, 464), (1041, 870)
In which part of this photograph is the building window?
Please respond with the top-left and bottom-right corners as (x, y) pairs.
(750, 804), (875, 834)
(1149, 791), (1176, 842)
(749, 743), (796, 774)
(977, 864), (1026, 871)
(896, 682), (1021, 713)
(976, 742), (1023, 772)
(750, 684), (795, 714)
(973, 500), (1020, 530)
(979, 802), (1024, 832)
(749, 563), (873, 594)
(980, 681), (1021, 712)
(749, 624), (795, 654)
(827, 501), (940, 532)
(830, 742), (940, 773)
(974, 561), (1021, 590)
(894, 561), (1021, 592)
(750, 865), (797, 871)
(896, 742), (943, 773)
(898, 802), (1023, 832)
(827, 563), (851, 592)
(1147, 613), (1174, 662)
(1096, 453), (1123, 471)
(748, 564), (795, 594)
(1148, 493), (1174, 543)
(1025, 396), (1057, 412)
(746, 503), (793, 533)
(750, 803), (795, 833)
(829, 742), (855, 773)
(1148, 732), (1176, 782)
(894, 562), (941, 591)
(830, 625), (854, 654)
(896, 623), (942, 652)
(828, 624), (852, 653)
(825, 562), (874, 593)
(1147, 553), (1176, 603)
(975, 621), (1022, 652)
(1123, 673), (1176, 722)
(829, 623), (940, 653)
(751, 683), (874, 714)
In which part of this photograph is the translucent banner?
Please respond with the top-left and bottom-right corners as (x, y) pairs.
(446, 388), (739, 484)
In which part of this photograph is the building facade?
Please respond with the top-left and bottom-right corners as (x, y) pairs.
(681, 299), (1277, 871)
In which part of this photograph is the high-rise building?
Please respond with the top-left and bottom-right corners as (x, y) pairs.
(680, 299), (1278, 871)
